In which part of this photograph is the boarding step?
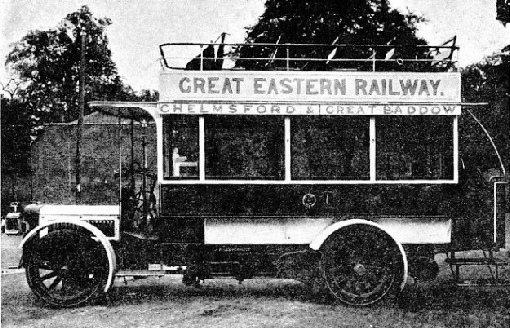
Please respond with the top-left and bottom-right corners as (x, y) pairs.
(116, 265), (187, 277)
(445, 251), (510, 287)
(444, 257), (510, 266)
(454, 278), (510, 287)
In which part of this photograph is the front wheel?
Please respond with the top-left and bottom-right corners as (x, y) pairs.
(25, 229), (109, 307)
(320, 224), (406, 306)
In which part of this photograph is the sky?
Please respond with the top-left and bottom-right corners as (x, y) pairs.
(1, 0), (509, 92)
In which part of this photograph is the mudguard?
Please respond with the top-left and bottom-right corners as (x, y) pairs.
(19, 219), (117, 293)
(309, 218), (408, 291)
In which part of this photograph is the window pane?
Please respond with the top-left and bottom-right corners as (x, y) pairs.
(291, 117), (369, 180)
(163, 116), (199, 179)
(205, 116), (284, 179)
(376, 116), (453, 180)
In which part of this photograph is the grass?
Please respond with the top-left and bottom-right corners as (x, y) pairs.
(2, 235), (510, 328)
(2, 268), (510, 328)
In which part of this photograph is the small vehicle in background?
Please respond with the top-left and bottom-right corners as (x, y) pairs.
(4, 202), (22, 235)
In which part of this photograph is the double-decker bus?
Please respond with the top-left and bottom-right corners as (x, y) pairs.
(18, 43), (508, 307)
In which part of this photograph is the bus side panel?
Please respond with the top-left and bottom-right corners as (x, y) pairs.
(159, 182), (497, 250)
(158, 184), (451, 244)
(160, 184), (453, 217)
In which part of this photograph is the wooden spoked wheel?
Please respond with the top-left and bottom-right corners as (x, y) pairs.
(320, 224), (405, 306)
(25, 229), (109, 307)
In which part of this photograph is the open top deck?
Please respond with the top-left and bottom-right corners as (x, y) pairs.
(92, 43), (465, 186)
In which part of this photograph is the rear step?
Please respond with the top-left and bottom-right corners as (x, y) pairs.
(445, 250), (510, 286)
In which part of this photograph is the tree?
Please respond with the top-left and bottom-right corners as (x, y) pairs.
(138, 89), (160, 102)
(5, 5), (125, 124)
(497, 0), (510, 25)
(461, 50), (510, 174)
(3, 6), (161, 208)
(236, 0), (428, 71)
(1, 98), (34, 175)
(1, 97), (36, 212)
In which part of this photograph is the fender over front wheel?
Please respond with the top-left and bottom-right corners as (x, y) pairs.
(25, 229), (109, 307)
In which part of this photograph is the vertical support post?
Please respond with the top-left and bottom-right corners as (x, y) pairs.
(140, 119), (147, 232)
(199, 116), (205, 181)
(130, 119), (135, 190)
(284, 117), (291, 182)
(200, 45), (204, 71)
(369, 117), (376, 182)
(494, 182), (498, 245)
(75, 27), (86, 203)
(30, 140), (34, 201)
(141, 119), (148, 227)
(506, 212), (510, 250)
(453, 116), (459, 183)
(286, 46), (290, 71)
(156, 116), (164, 183)
(118, 110), (122, 217)
(372, 49), (376, 72)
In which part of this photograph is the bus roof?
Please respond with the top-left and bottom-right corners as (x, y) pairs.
(90, 43), (485, 117)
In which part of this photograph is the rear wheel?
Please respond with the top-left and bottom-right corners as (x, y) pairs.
(25, 229), (109, 307)
(320, 224), (405, 306)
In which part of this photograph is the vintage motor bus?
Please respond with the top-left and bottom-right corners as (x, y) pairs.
(19, 43), (508, 307)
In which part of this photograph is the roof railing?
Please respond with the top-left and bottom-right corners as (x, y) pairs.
(159, 42), (459, 72)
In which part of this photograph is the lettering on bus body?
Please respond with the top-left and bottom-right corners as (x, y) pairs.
(158, 103), (460, 116)
(160, 70), (461, 105)
(176, 76), (442, 97)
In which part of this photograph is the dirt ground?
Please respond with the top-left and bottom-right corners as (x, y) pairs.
(2, 234), (510, 328)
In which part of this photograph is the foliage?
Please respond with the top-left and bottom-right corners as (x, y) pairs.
(496, 0), (510, 25)
(1, 98), (34, 175)
(237, 0), (429, 71)
(4, 5), (150, 124)
(2, 6), (159, 206)
(460, 50), (510, 173)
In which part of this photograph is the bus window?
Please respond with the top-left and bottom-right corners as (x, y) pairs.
(205, 116), (284, 179)
(163, 116), (199, 179)
(291, 117), (370, 180)
(376, 116), (454, 180)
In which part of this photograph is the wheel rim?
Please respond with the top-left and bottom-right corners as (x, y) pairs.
(26, 229), (108, 307)
(320, 224), (403, 306)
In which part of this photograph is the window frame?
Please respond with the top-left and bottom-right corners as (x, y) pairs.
(203, 115), (285, 180)
(374, 116), (457, 181)
(290, 115), (371, 181)
(159, 114), (458, 185)
(162, 115), (200, 180)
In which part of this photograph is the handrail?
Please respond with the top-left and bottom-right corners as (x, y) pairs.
(466, 108), (507, 178)
(161, 57), (455, 63)
(159, 42), (459, 72)
(160, 42), (459, 49)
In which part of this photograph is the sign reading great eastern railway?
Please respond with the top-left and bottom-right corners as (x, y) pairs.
(159, 71), (461, 115)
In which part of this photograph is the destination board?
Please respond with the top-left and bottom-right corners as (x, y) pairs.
(160, 71), (461, 102)
(159, 71), (461, 115)
(158, 103), (460, 115)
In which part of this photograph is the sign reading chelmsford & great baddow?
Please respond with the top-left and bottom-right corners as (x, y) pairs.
(158, 71), (461, 116)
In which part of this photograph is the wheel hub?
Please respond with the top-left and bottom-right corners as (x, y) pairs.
(353, 263), (367, 275)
